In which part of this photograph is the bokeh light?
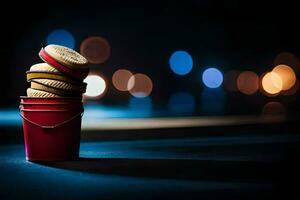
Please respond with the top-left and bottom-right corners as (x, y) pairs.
(272, 64), (296, 91)
(46, 29), (75, 49)
(168, 92), (195, 114)
(169, 51), (193, 75)
(202, 68), (223, 88)
(224, 70), (240, 92)
(262, 102), (286, 116)
(80, 36), (111, 64)
(237, 71), (259, 95)
(112, 69), (133, 91)
(274, 52), (300, 73)
(281, 79), (299, 95)
(128, 73), (153, 98)
(261, 72), (282, 95)
(84, 74), (106, 98)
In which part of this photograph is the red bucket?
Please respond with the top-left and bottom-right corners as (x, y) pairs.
(20, 102), (83, 110)
(20, 97), (84, 161)
(20, 96), (82, 104)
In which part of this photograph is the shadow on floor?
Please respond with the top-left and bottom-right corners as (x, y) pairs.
(36, 157), (282, 182)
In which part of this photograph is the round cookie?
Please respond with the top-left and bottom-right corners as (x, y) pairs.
(39, 48), (89, 80)
(30, 82), (82, 97)
(26, 72), (79, 84)
(31, 79), (86, 93)
(27, 63), (81, 84)
(30, 63), (61, 73)
(27, 88), (60, 97)
(44, 44), (88, 70)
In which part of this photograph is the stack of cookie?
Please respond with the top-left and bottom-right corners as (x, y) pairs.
(26, 44), (89, 97)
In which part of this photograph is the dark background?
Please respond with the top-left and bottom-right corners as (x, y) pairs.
(1, 2), (300, 199)
(1, 0), (300, 115)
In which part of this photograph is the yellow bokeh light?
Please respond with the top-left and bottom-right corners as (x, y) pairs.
(262, 72), (282, 95)
(272, 64), (296, 91)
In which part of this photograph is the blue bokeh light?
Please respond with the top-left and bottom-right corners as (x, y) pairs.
(169, 51), (193, 75)
(202, 68), (223, 88)
(46, 29), (75, 49)
(168, 92), (195, 114)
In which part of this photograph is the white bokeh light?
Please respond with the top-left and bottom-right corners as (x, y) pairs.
(84, 75), (106, 97)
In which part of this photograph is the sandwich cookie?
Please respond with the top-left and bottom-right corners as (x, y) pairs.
(27, 72), (80, 84)
(27, 88), (60, 97)
(30, 82), (82, 97)
(44, 45), (88, 70)
(31, 79), (86, 94)
(39, 45), (89, 80)
(26, 63), (86, 88)
(27, 63), (81, 84)
(29, 63), (61, 73)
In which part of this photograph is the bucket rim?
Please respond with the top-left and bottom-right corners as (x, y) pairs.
(20, 102), (83, 105)
(20, 108), (83, 112)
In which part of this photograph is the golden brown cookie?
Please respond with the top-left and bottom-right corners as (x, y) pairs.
(31, 79), (86, 93)
(27, 88), (60, 97)
(44, 44), (88, 70)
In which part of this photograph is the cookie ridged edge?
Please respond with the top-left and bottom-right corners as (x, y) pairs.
(44, 44), (88, 69)
(27, 88), (60, 97)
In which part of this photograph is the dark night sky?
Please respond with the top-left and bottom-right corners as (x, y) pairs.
(1, 0), (299, 114)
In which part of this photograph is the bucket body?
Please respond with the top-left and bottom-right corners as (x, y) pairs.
(20, 102), (82, 111)
(20, 96), (82, 104)
(20, 97), (83, 161)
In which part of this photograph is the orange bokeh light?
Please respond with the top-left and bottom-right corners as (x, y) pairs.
(281, 79), (299, 95)
(128, 73), (153, 98)
(80, 36), (111, 64)
(237, 71), (259, 95)
(261, 72), (282, 95)
(112, 69), (133, 91)
(272, 64), (296, 91)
